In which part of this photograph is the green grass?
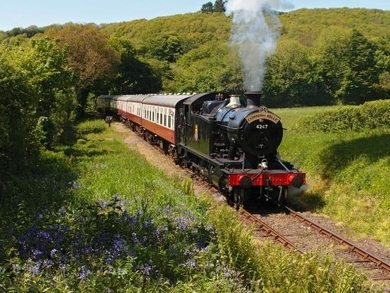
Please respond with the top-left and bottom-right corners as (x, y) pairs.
(274, 107), (390, 245)
(0, 120), (371, 291)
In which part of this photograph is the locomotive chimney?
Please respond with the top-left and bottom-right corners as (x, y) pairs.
(245, 91), (262, 107)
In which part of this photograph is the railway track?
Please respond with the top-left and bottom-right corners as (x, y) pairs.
(243, 204), (390, 287)
(284, 206), (390, 275)
(239, 208), (302, 253)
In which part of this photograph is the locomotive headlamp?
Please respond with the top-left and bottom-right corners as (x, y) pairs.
(240, 176), (253, 189)
(288, 174), (304, 188)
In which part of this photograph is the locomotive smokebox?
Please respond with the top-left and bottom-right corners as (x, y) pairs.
(245, 91), (262, 107)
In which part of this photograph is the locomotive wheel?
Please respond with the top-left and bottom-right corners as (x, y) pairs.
(236, 189), (250, 210)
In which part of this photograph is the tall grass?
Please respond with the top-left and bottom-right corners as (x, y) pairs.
(0, 120), (370, 291)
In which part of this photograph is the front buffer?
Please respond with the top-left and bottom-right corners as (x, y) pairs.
(226, 168), (306, 207)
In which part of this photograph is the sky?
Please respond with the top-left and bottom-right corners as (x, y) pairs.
(0, 0), (388, 31)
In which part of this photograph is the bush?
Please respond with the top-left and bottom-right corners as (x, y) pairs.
(77, 120), (107, 135)
(297, 99), (390, 132)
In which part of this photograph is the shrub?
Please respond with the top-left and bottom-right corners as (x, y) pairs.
(297, 99), (390, 132)
(77, 120), (107, 135)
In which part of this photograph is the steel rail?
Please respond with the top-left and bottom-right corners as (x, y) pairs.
(240, 209), (303, 253)
(284, 206), (390, 274)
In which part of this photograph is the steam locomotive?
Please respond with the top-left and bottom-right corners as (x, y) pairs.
(97, 92), (305, 207)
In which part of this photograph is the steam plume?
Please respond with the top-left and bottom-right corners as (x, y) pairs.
(226, 0), (293, 91)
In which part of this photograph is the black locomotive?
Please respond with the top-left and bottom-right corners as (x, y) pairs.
(97, 92), (305, 207)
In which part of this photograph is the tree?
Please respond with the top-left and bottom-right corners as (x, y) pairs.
(0, 47), (35, 175)
(312, 27), (351, 104)
(213, 0), (226, 12)
(201, 2), (214, 13)
(141, 34), (183, 63)
(170, 42), (243, 93)
(5, 37), (77, 148)
(46, 24), (120, 116)
(264, 39), (326, 106)
(108, 38), (161, 94)
(338, 30), (378, 104)
(374, 36), (390, 98)
(201, 0), (226, 13)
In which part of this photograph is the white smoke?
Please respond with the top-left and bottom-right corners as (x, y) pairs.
(226, 0), (293, 91)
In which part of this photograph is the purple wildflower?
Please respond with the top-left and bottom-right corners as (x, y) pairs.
(58, 206), (66, 215)
(98, 200), (108, 209)
(42, 259), (54, 268)
(50, 248), (58, 258)
(139, 263), (153, 276)
(32, 249), (43, 259)
(79, 265), (91, 280)
(81, 246), (93, 255)
(184, 258), (197, 269)
(176, 216), (192, 230)
(131, 232), (139, 244)
(27, 263), (41, 276)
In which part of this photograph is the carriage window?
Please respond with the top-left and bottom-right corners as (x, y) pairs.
(168, 115), (171, 129)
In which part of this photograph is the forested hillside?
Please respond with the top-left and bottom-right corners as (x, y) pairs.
(0, 8), (389, 178)
(100, 8), (390, 106)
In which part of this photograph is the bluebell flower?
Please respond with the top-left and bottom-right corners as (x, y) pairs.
(184, 258), (197, 269)
(79, 265), (91, 280)
(131, 232), (139, 244)
(123, 211), (137, 225)
(112, 236), (127, 253)
(139, 263), (153, 277)
(32, 249), (43, 259)
(38, 231), (51, 241)
(98, 200), (108, 209)
(42, 259), (54, 268)
(27, 263), (41, 276)
(11, 263), (21, 272)
(176, 216), (192, 230)
(59, 263), (67, 274)
(81, 246), (93, 255)
(162, 205), (173, 214)
(50, 248), (58, 258)
(58, 206), (66, 215)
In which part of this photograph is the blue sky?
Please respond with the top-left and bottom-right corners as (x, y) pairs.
(0, 0), (388, 31)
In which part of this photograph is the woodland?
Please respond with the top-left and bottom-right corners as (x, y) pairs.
(0, 8), (389, 176)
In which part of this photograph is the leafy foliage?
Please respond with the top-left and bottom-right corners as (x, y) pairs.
(0, 36), (77, 176)
(100, 8), (389, 105)
(297, 99), (390, 132)
(45, 24), (120, 115)
(169, 41), (243, 93)
(201, 0), (227, 13)
(108, 37), (161, 94)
